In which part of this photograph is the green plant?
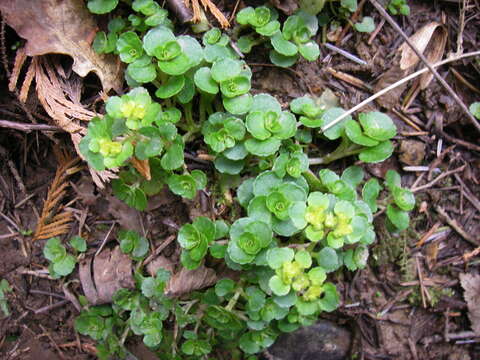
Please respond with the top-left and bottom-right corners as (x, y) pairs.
(0, 280), (12, 317)
(387, 0), (410, 16)
(70, 2), (418, 358)
(118, 230), (149, 260)
(470, 102), (480, 120)
(43, 237), (77, 277)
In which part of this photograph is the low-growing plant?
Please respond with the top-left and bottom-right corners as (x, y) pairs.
(0, 279), (12, 317)
(68, 2), (417, 359)
(44, 237), (78, 277)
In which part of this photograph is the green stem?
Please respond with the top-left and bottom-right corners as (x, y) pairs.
(302, 170), (325, 192)
(309, 137), (362, 165)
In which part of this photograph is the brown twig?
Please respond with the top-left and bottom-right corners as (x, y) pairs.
(143, 235), (176, 266)
(453, 173), (480, 213)
(369, 0), (480, 134)
(435, 206), (480, 246)
(410, 165), (466, 192)
(0, 119), (61, 132)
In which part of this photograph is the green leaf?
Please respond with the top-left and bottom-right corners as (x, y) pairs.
(341, 165), (364, 187)
(269, 275), (291, 296)
(470, 102), (480, 120)
(269, 50), (299, 67)
(271, 32), (298, 57)
(211, 58), (242, 82)
(245, 137), (281, 157)
(194, 67), (219, 94)
(321, 107), (351, 140)
(359, 140), (394, 163)
(191, 169), (207, 189)
(345, 120), (379, 147)
(44, 238), (67, 262)
(341, 0), (357, 12)
(117, 31), (143, 63)
(237, 178), (255, 209)
(253, 171), (282, 196)
(161, 142), (184, 170)
(266, 247), (294, 269)
(386, 204), (410, 230)
(355, 16), (375, 33)
(257, 20), (281, 36)
(214, 156), (244, 175)
(316, 247), (341, 272)
(359, 112), (396, 141)
(127, 55), (157, 83)
(362, 178), (382, 212)
(223, 93), (253, 115)
(87, 0), (119, 14)
(236, 7), (255, 25)
(112, 180), (147, 211)
(155, 75), (185, 99)
(53, 254), (76, 276)
(69, 236), (87, 252)
(392, 186), (415, 211)
(295, 250), (312, 268)
(385, 169), (402, 190)
(318, 282), (339, 311)
(167, 174), (197, 199)
(308, 267), (326, 285)
(215, 279), (236, 297)
(298, 41), (320, 61)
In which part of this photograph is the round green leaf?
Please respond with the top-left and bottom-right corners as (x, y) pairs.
(345, 119), (379, 147)
(266, 247), (294, 269)
(271, 32), (298, 56)
(211, 58), (242, 82)
(223, 93), (253, 115)
(359, 112), (397, 141)
(155, 75), (185, 99)
(194, 67), (219, 94)
(269, 50), (299, 68)
(386, 204), (410, 230)
(269, 275), (291, 296)
(359, 140), (394, 163)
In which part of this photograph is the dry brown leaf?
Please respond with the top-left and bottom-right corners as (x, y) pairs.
(459, 273), (480, 336)
(166, 266), (217, 297)
(8, 46), (27, 92)
(79, 246), (135, 305)
(269, 0), (299, 15)
(0, 0), (123, 93)
(375, 22), (447, 108)
(33, 149), (82, 241)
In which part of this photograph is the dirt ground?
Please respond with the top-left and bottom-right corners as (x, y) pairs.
(0, 1), (480, 359)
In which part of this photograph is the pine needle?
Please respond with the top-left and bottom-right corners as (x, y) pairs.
(33, 149), (82, 241)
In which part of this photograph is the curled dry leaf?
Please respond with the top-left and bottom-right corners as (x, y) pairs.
(79, 246), (135, 305)
(166, 266), (217, 297)
(106, 195), (143, 232)
(374, 22), (447, 108)
(146, 255), (175, 277)
(0, 0), (123, 93)
(459, 273), (480, 336)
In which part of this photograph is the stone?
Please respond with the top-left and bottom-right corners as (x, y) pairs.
(265, 320), (351, 360)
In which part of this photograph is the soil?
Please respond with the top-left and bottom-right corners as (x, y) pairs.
(0, 1), (480, 359)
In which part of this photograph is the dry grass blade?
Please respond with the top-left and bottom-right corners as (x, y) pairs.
(33, 149), (82, 241)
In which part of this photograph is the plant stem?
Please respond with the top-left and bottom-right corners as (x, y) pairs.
(308, 137), (362, 165)
(302, 170), (325, 192)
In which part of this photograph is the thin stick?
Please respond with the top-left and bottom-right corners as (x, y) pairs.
(436, 206), (480, 246)
(369, 0), (480, 134)
(143, 235), (176, 266)
(0, 119), (61, 132)
(321, 50), (480, 133)
(411, 165), (465, 192)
